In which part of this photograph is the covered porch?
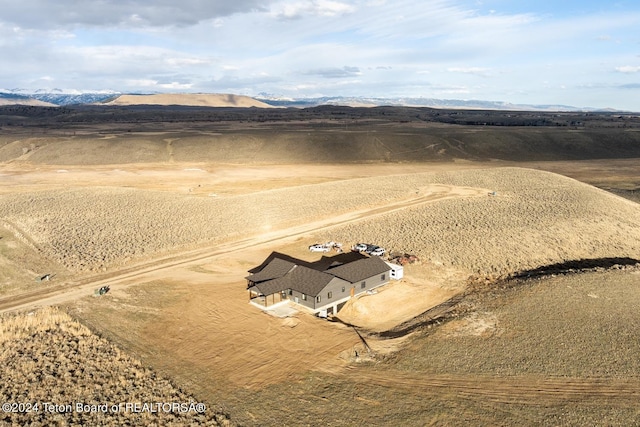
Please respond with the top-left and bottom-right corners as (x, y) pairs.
(248, 286), (287, 308)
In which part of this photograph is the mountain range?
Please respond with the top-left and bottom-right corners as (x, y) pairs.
(0, 89), (622, 112)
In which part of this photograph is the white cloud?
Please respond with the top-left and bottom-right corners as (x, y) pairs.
(127, 79), (158, 87)
(615, 66), (640, 73)
(271, 0), (356, 19)
(302, 66), (361, 78)
(447, 67), (492, 77)
(165, 57), (212, 67)
(0, 0), (273, 28)
(158, 82), (194, 89)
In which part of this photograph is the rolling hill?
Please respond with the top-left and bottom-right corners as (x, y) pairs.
(102, 93), (274, 108)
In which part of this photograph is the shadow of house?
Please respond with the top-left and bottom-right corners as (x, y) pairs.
(246, 252), (389, 315)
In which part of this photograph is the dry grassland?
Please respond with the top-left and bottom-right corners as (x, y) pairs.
(317, 167), (640, 276)
(0, 307), (230, 426)
(5, 166), (639, 278)
(396, 267), (640, 377)
(0, 173), (471, 272)
(3, 108), (640, 426)
(0, 223), (70, 296)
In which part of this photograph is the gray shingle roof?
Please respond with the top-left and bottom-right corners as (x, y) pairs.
(245, 257), (296, 283)
(253, 265), (338, 297)
(324, 256), (390, 283)
(248, 253), (390, 297)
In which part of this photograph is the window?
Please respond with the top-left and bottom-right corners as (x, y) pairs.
(328, 291), (333, 299)
(288, 289), (292, 295)
(341, 286), (345, 293)
(381, 274), (386, 281)
(316, 295), (321, 303)
(361, 281), (366, 289)
(302, 294), (307, 301)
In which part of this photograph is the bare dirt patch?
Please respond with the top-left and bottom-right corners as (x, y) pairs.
(337, 263), (465, 332)
(65, 249), (364, 391)
(439, 310), (500, 337)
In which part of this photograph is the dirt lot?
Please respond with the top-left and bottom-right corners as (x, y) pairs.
(66, 252), (361, 389)
(337, 263), (465, 332)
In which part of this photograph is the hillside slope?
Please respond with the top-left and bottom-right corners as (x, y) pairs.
(0, 96), (56, 107)
(0, 307), (230, 425)
(2, 127), (640, 165)
(1, 168), (638, 276)
(315, 167), (640, 276)
(103, 93), (274, 108)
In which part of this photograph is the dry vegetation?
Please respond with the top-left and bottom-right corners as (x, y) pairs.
(318, 167), (640, 276)
(395, 266), (640, 377)
(0, 307), (230, 426)
(0, 223), (70, 296)
(2, 106), (640, 166)
(2, 167), (639, 281)
(0, 174), (451, 272)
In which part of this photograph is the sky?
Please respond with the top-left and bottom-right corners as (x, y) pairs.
(1, 0), (639, 110)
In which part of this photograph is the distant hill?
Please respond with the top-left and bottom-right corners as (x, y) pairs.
(0, 89), (627, 111)
(255, 95), (615, 112)
(0, 93), (57, 107)
(103, 93), (275, 108)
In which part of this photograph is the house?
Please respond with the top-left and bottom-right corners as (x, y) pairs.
(246, 252), (391, 315)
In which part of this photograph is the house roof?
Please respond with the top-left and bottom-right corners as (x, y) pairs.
(245, 257), (296, 283)
(310, 251), (368, 270)
(253, 265), (340, 297)
(248, 252), (390, 297)
(247, 251), (306, 274)
(324, 256), (391, 283)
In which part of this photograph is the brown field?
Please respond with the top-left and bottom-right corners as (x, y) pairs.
(1, 107), (640, 425)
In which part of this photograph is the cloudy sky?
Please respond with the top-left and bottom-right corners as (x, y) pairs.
(1, 0), (639, 109)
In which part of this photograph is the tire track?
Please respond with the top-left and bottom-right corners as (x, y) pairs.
(341, 368), (640, 405)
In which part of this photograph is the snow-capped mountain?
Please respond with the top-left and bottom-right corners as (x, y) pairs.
(0, 89), (611, 112)
(1, 89), (120, 105)
(254, 95), (596, 111)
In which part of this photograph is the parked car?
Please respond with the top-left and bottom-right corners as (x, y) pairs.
(353, 243), (368, 252)
(370, 247), (386, 256)
(364, 244), (379, 253)
(309, 244), (330, 252)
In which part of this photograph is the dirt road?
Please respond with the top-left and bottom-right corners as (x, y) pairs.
(0, 184), (487, 314)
